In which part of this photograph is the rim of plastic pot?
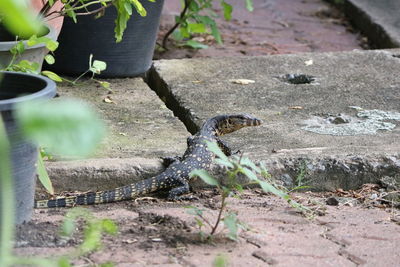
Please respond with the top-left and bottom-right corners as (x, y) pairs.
(0, 25), (56, 51)
(0, 71), (56, 111)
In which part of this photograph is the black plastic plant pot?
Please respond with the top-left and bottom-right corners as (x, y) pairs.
(0, 25), (57, 70)
(0, 71), (56, 224)
(47, 0), (164, 78)
(46, 0), (164, 78)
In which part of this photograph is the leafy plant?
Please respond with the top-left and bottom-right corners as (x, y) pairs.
(61, 207), (118, 258)
(2, 32), (58, 71)
(2, 35), (110, 90)
(188, 140), (312, 240)
(0, 99), (106, 267)
(38, 0), (155, 42)
(0, 4), (114, 266)
(0, 0), (44, 38)
(161, 0), (254, 49)
(290, 160), (311, 192)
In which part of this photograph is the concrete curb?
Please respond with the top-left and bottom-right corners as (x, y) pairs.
(40, 152), (399, 194)
(327, 0), (400, 48)
(43, 158), (164, 193)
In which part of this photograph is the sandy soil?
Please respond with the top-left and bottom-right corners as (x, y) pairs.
(16, 189), (399, 266)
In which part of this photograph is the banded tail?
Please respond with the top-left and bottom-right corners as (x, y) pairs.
(34, 176), (161, 208)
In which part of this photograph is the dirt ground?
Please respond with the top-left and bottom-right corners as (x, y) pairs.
(16, 189), (399, 266)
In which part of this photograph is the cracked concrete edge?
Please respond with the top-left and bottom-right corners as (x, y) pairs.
(327, 0), (400, 48)
(40, 153), (400, 194)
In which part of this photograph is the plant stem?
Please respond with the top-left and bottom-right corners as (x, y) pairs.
(210, 193), (226, 235)
(0, 116), (14, 267)
(161, 0), (192, 50)
(63, 0), (113, 13)
(73, 3), (112, 16)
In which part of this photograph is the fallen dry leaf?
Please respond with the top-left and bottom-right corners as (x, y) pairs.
(122, 239), (138, 244)
(230, 79), (255, 85)
(305, 59), (313, 66)
(103, 96), (114, 103)
(289, 106), (304, 110)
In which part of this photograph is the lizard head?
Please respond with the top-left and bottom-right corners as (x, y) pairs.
(216, 113), (262, 135)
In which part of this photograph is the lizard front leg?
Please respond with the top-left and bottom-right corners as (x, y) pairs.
(216, 138), (234, 156)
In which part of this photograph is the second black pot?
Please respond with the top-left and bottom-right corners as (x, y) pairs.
(47, 0), (164, 78)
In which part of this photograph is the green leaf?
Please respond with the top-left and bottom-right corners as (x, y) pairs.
(124, 2), (133, 15)
(10, 41), (25, 55)
(188, 23), (206, 33)
(190, 169), (219, 186)
(44, 54), (55, 65)
(221, 2), (233, 21)
(113, 1), (131, 42)
(66, 7), (77, 23)
(213, 254), (228, 267)
(240, 167), (258, 181)
(239, 157), (261, 173)
(37, 151), (54, 195)
(26, 35), (57, 50)
(41, 70), (63, 82)
(205, 141), (229, 162)
(195, 217), (204, 228)
(9, 60), (40, 73)
(258, 181), (289, 199)
(61, 217), (75, 237)
(16, 99), (105, 157)
(210, 24), (222, 44)
(0, 0), (44, 38)
(223, 213), (239, 240)
(188, 1), (200, 12)
(214, 158), (234, 169)
(57, 257), (72, 267)
(180, 26), (190, 38)
(245, 0), (254, 12)
(91, 60), (107, 74)
(97, 81), (111, 90)
(101, 219), (118, 234)
(45, 39), (59, 51)
(185, 40), (209, 49)
(131, 0), (147, 16)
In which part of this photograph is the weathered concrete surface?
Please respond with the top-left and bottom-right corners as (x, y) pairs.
(58, 78), (188, 159)
(43, 158), (163, 193)
(328, 0), (400, 48)
(40, 79), (188, 193)
(148, 49), (400, 190)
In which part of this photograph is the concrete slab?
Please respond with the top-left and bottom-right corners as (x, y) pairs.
(147, 49), (400, 190)
(58, 78), (188, 159)
(331, 0), (400, 48)
(39, 79), (189, 193)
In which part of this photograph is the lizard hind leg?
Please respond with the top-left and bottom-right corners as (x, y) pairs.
(167, 181), (190, 200)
